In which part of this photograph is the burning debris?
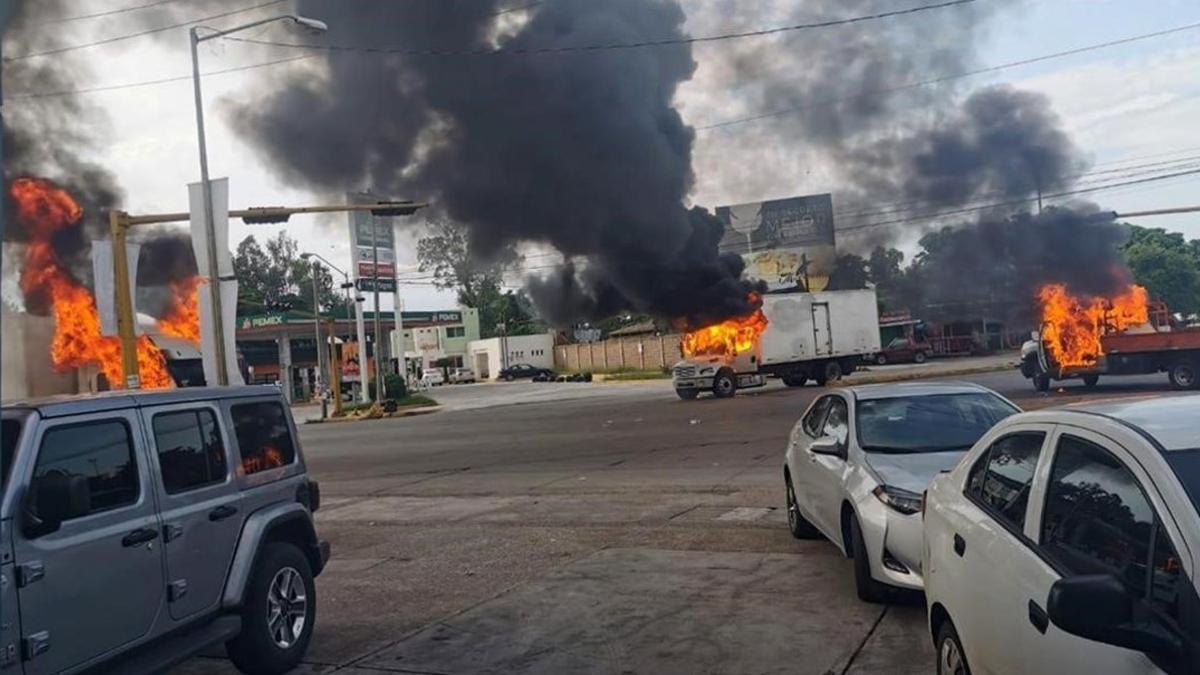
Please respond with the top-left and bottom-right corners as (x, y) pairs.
(682, 298), (769, 358)
(1038, 283), (1149, 369)
(8, 178), (200, 390)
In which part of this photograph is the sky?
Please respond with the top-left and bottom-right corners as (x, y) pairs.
(4, 0), (1199, 312)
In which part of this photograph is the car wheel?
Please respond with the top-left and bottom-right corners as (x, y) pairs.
(848, 514), (888, 603)
(1082, 374), (1099, 388)
(936, 620), (971, 675)
(712, 369), (737, 399)
(875, 353), (887, 365)
(1168, 360), (1197, 390)
(913, 351), (927, 364)
(226, 542), (316, 675)
(785, 475), (822, 539)
(675, 388), (699, 400)
(503, 374), (514, 382)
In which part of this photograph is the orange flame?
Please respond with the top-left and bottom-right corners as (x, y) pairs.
(241, 445), (285, 475)
(682, 297), (769, 358)
(158, 276), (202, 344)
(1038, 283), (1149, 369)
(10, 177), (175, 389)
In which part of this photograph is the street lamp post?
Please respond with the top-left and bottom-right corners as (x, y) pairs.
(306, 259), (325, 397)
(189, 13), (327, 386)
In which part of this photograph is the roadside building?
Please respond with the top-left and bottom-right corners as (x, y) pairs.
(467, 333), (555, 380)
(390, 309), (481, 374)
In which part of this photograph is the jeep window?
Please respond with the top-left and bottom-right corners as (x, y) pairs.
(153, 409), (228, 493)
(2, 419), (20, 493)
(36, 419), (138, 516)
(231, 402), (296, 475)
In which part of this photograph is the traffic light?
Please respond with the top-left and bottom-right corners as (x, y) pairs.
(242, 207), (291, 225)
(370, 200), (421, 217)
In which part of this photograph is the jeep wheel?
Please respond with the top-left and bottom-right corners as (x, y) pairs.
(227, 542), (316, 675)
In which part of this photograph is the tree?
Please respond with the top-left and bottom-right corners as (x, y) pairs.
(233, 232), (345, 316)
(826, 253), (870, 291)
(1123, 225), (1200, 317)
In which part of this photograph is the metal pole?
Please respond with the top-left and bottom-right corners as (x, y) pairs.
(1115, 205), (1200, 218)
(328, 318), (343, 416)
(190, 28), (229, 386)
(110, 211), (140, 389)
(309, 261), (325, 394)
(372, 215), (385, 402)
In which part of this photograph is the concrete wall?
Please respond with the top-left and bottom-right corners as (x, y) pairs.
(1, 310), (81, 400)
(467, 333), (555, 380)
(554, 334), (683, 372)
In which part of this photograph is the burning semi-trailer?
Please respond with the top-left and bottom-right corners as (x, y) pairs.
(1019, 283), (1200, 392)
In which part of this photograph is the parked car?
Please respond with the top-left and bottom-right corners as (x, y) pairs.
(421, 367), (446, 386)
(448, 367), (476, 384)
(923, 395), (1200, 675)
(783, 382), (1018, 602)
(871, 337), (933, 365)
(499, 363), (554, 381)
(0, 386), (328, 674)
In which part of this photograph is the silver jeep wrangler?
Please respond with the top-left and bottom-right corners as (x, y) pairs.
(0, 386), (328, 674)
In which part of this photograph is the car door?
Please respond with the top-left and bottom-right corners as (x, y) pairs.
(935, 426), (1051, 675)
(806, 395), (852, 540)
(144, 402), (244, 622)
(791, 395), (833, 531)
(12, 411), (165, 674)
(1019, 428), (1186, 674)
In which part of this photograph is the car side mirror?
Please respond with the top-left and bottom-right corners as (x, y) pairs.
(810, 436), (845, 459)
(23, 472), (91, 539)
(1048, 575), (1182, 664)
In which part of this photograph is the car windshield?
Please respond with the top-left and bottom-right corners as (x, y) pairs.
(1165, 450), (1200, 516)
(856, 393), (1017, 454)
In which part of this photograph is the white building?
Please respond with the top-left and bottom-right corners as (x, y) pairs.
(467, 333), (555, 380)
(390, 308), (481, 372)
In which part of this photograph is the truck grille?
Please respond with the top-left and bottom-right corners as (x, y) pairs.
(674, 365), (697, 378)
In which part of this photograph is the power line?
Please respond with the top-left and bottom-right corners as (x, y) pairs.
(696, 20), (1200, 131)
(29, 0), (187, 25)
(5, 0), (288, 61)
(6, 54), (314, 100)
(223, 0), (976, 56)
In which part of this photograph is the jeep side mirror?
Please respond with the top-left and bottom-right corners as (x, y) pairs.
(1048, 575), (1182, 666)
(810, 436), (845, 459)
(24, 472), (91, 539)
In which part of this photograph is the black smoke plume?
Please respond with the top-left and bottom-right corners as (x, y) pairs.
(226, 0), (764, 326)
(2, 0), (196, 314)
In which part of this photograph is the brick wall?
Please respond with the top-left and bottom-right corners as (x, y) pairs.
(554, 334), (684, 371)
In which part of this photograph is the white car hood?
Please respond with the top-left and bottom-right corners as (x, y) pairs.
(862, 450), (966, 494)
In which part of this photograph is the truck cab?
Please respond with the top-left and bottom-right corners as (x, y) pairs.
(672, 349), (765, 400)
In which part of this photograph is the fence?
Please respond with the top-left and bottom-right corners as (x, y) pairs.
(555, 334), (683, 372)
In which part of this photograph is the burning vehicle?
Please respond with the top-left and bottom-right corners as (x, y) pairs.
(1020, 283), (1200, 391)
(672, 289), (881, 400)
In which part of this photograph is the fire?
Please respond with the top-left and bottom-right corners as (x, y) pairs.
(682, 298), (770, 358)
(158, 276), (202, 344)
(1038, 283), (1149, 369)
(241, 445), (286, 474)
(10, 177), (175, 389)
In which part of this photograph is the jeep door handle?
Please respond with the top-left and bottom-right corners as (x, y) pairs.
(953, 533), (966, 557)
(208, 505), (239, 521)
(1028, 600), (1049, 634)
(122, 528), (159, 547)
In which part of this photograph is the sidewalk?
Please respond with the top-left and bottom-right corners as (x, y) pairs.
(845, 351), (1019, 385)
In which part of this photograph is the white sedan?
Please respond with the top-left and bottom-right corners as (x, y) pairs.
(923, 395), (1200, 675)
(784, 382), (1018, 601)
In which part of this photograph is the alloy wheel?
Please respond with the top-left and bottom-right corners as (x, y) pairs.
(939, 635), (964, 675)
(266, 566), (308, 649)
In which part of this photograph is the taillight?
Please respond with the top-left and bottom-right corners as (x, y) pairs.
(296, 480), (321, 512)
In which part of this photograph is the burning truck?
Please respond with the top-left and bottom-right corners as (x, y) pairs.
(1020, 283), (1200, 391)
(672, 289), (881, 400)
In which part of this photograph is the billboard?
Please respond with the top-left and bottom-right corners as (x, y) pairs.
(716, 193), (836, 292)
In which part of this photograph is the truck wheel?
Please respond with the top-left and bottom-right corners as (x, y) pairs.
(875, 353), (888, 366)
(1082, 374), (1099, 388)
(914, 351), (927, 364)
(782, 373), (807, 387)
(1168, 361), (1198, 390)
(227, 542), (316, 675)
(815, 361), (842, 387)
(713, 369), (737, 398)
(676, 388), (699, 400)
(1033, 371), (1051, 392)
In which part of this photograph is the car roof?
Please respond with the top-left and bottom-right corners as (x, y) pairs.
(2, 386), (283, 419)
(846, 380), (997, 401)
(1060, 394), (1200, 452)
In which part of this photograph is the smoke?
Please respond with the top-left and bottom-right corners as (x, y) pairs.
(225, 0), (764, 326)
(2, 0), (196, 314)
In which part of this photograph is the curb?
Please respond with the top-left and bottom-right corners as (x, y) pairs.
(305, 405), (442, 424)
(844, 363), (1018, 386)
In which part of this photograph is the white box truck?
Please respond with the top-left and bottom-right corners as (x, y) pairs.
(672, 289), (881, 400)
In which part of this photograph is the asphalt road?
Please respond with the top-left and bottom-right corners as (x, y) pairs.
(181, 367), (1178, 674)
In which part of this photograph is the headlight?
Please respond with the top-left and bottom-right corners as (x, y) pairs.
(872, 485), (922, 515)
(699, 367), (715, 375)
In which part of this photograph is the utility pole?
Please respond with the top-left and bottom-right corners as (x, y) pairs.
(309, 260), (325, 396)
(371, 214), (385, 403)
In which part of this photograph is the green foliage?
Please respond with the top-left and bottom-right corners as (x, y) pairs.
(1122, 225), (1200, 316)
(826, 253), (870, 290)
(233, 232), (348, 317)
